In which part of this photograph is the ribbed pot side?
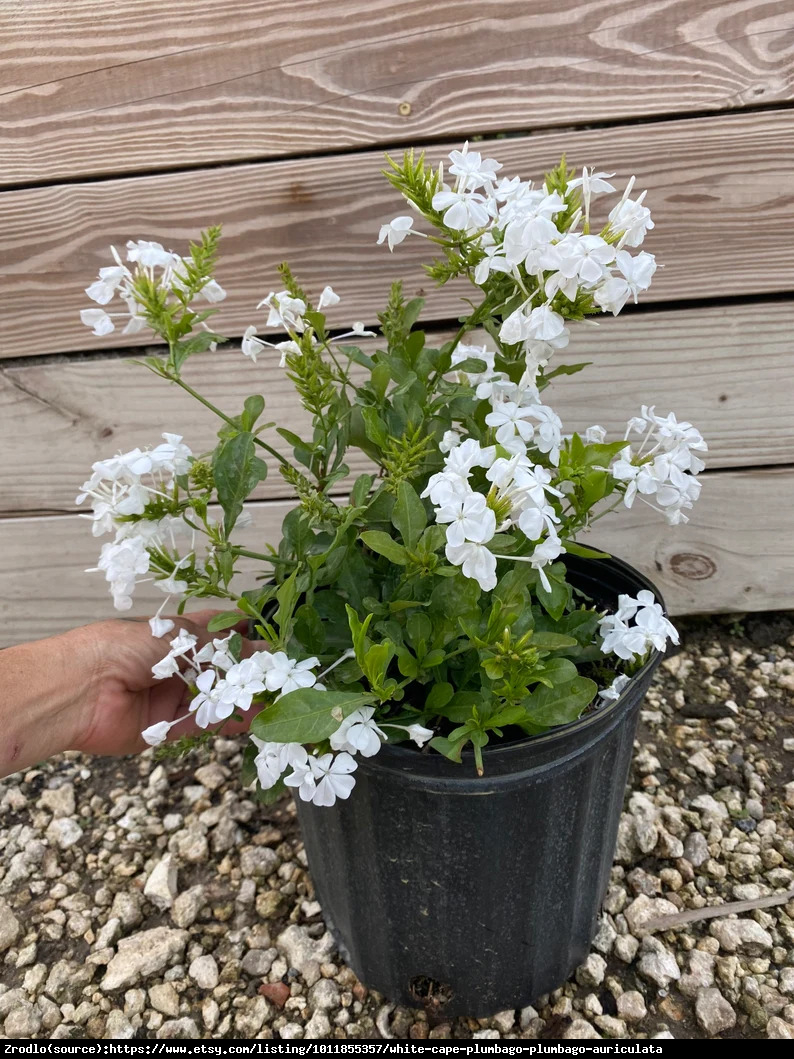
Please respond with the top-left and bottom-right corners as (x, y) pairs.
(295, 556), (664, 1017)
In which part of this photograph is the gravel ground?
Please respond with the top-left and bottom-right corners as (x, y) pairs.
(1, 613), (793, 1041)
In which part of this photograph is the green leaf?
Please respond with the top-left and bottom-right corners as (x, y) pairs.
(359, 530), (409, 566)
(392, 481), (427, 549)
(361, 406), (389, 449)
(213, 431), (267, 535)
(543, 361), (590, 383)
(425, 682), (454, 712)
(351, 473), (374, 507)
(451, 357), (488, 374)
(530, 632), (578, 650)
(338, 345), (374, 370)
(562, 540), (611, 560)
(206, 611), (243, 633)
(241, 395), (265, 432)
(523, 676), (598, 728)
(535, 657), (578, 686)
(251, 689), (374, 744)
(536, 562), (571, 622)
(429, 734), (466, 763)
(273, 569), (300, 640)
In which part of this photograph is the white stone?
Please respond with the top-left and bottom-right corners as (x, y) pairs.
(563, 1019), (602, 1040)
(46, 817), (83, 850)
(709, 918), (773, 954)
(188, 955), (219, 990)
(624, 894), (679, 936)
(143, 854), (178, 911)
(616, 990), (647, 1022)
(0, 898), (21, 951)
(576, 953), (607, 987)
(767, 1017), (794, 1039)
(101, 928), (188, 991)
(104, 1009), (135, 1039)
(695, 987), (736, 1035)
(277, 925), (335, 987)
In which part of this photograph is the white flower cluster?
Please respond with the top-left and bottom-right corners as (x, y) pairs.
(251, 706), (433, 808)
(80, 239), (226, 338)
(611, 406), (708, 525)
(242, 285), (374, 366)
(77, 434), (193, 611)
(422, 385), (566, 593)
(142, 634), (322, 745)
(379, 145), (657, 377)
(598, 590), (679, 661)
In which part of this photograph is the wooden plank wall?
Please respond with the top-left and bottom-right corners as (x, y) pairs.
(1, 1), (792, 645)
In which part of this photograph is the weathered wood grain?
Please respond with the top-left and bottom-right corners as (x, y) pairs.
(1, 468), (791, 645)
(1, 301), (791, 515)
(2, 1), (791, 184)
(2, 110), (793, 359)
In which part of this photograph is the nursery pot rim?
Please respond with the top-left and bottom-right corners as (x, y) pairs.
(371, 551), (665, 768)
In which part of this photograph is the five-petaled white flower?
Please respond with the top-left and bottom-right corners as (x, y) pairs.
(377, 216), (414, 251)
(330, 707), (386, 757)
(261, 652), (320, 697)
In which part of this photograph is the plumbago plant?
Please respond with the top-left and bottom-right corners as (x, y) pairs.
(77, 145), (705, 807)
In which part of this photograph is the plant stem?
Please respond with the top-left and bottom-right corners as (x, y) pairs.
(167, 372), (291, 468)
(232, 548), (297, 565)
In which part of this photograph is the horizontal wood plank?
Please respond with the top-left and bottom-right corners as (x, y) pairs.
(2, 1), (792, 184)
(2, 110), (793, 359)
(1, 468), (792, 646)
(0, 301), (791, 515)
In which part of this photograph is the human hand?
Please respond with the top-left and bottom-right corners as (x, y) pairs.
(1, 611), (253, 777)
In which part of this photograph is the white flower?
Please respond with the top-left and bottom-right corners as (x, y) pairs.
(404, 722), (434, 746)
(377, 216), (414, 251)
(221, 658), (266, 711)
(259, 291), (306, 333)
(330, 707), (386, 757)
(250, 738), (308, 790)
(262, 652), (320, 696)
(594, 250), (657, 315)
(188, 658), (263, 729)
(381, 721), (436, 747)
(309, 752), (358, 807)
(436, 491), (496, 547)
(151, 654), (181, 680)
(241, 325), (266, 363)
(584, 425), (607, 444)
(149, 615), (175, 638)
(517, 502), (559, 543)
(567, 168), (616, 195)
(485, 401), (536, 452)
(93, 536), (150, 610)
(447, 142), (502, 190)
(125, 239), (178, 268)
(608, 181), (654, 247)
(598, 592), (678, 660)
(85, 265), (128, 306)
(445, 540), (497, 591)
(439, 429), (463, 454)
(80, 308), (115, 337)
(598, 674), (630, 705)
(443, 438), (495, 477)
(195, 633), (238, 672)
(284, 752), (359, 807)
(528, 535), (565, 592)
(200, 279), (226, 303)
(432, 186), (491, 231)
(317, 285), (340, 310)
(140, 720), (174, 747)
(421, 470), (470, 508)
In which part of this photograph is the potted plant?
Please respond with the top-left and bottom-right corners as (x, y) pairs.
(77, 145), (705, 1016)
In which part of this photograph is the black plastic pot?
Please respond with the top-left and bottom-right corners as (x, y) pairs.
(295, 555), (665, 1017)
